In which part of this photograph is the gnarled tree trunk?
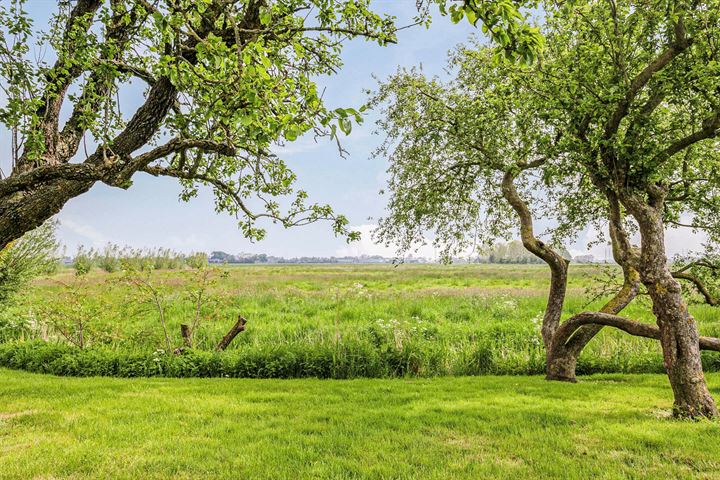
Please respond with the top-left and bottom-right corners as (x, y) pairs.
(501, 170), (569, 377)
(546, 266), (640, 381)
(0, 179), (95, 249)
(502, 170), (643, 382)
(546, 192), (641, 382)
(628, 196), (717, 418)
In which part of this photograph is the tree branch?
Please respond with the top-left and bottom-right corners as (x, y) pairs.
(15, 0), (103, 171)
(140, 164), (259, 219)
(554, 192), (641, 357)
(604, 18), (691, 140)
(555, 311), (720, 352)
(0, 164), (99, 198)
(501, 169), (568, 345)
(651, 111), (720, 166)
(672, 271), (719, 306)
(102, 137), (236, 187)
(58, 2), (153, 163)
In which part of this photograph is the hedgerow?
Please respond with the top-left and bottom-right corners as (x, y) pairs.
(1, 340), (713, 379)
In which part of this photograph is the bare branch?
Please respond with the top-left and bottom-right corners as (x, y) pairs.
(556, 311), (720, 351)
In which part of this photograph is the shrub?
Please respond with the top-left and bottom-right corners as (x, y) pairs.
(96, 243), (121, 273)
(186, 252), (209, 269)
(0, 221), (60, 304)
(73, 246), (95, 276)
(1, 339), (716, 380)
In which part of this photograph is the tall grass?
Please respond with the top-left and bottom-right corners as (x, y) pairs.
(2, 264), (719, 378)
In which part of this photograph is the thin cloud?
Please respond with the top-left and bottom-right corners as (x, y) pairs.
(335, 224), (436, 258)
(60, 218), (108, 249)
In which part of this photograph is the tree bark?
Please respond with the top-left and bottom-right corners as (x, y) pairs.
(551, 311), (720, 352)
(0, 179), (96, 248)
(181, 324), (193, 348)
(216, 315), (247, 351)
(500, 171), (569, 376)
(546, 193), (641, 382)
(628, 197), (717, 418)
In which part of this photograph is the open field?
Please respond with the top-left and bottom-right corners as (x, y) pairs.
(1, 369), (719, 479)
(2, 264), (720, 377)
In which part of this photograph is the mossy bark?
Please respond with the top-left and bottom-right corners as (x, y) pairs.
(628, 198), (717, 418)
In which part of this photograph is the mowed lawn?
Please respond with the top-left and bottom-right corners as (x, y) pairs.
(1, 369), (719, 479)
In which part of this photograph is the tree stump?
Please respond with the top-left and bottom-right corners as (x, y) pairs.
(216, 315), (247, 351)
(180, 324), (192, 348)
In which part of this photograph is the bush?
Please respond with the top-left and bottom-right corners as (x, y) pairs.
(73, 246), (95, 276)
(1, 339), (717, 380)
(96, 243), (121, 273)
(0, 221), (60, 304)
(186, 252), (209, 269)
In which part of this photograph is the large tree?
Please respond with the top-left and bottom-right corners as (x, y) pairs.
(0, 0), (540, 250)
(0, 0), (397, 247)
(372, 0), (720, 418)
(542, 0), (720, 418)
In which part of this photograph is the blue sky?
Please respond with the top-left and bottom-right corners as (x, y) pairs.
(2, 1), (705, 259)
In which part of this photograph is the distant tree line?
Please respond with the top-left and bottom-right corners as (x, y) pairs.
(65, 243), (590, 269)
(208, 243), (585, 265)
(209, 251), (400, 265)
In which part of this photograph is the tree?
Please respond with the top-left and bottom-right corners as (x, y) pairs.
(0, 0), (541, 251)
(0, 0), (396, 248)
(369, 48), (642, 385)
(540, 0), (720, 418)
(371, 0), (720, 418)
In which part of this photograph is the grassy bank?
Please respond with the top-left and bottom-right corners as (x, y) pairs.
(1, 369), (719, 479)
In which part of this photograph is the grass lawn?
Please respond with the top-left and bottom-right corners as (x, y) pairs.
(1, 369), (719, 479)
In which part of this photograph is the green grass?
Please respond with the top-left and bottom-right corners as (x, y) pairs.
(3, 264), (720, 378)
(1, 368), (719, 479)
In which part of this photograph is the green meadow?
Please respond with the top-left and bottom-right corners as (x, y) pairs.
(2, 265), (720, 479)
(2, 264), (720, 377)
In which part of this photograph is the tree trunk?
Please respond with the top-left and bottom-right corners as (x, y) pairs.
(216, 315), (247, 351)
(540, 262), (572, 380)
(500, 170), (571, 379)
(546, 266), (640, 382)
(0, 178), (95, 249)
(181, 324), (193, 348)
(632, 202), (717, 418)
(0, 77), (177, 250)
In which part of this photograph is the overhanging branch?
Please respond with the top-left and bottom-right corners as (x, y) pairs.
(651, 111), (720, 166)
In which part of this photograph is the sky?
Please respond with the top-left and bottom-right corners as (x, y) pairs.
(1, 1), (708, 260)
